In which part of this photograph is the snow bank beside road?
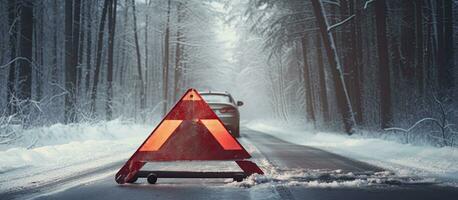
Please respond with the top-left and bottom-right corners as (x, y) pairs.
(0, 119), (153, 150)
(246, 120), (458, 185)
(0, 120), (154, 192)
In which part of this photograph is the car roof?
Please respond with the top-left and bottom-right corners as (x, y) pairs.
(199, 91), (229, 95)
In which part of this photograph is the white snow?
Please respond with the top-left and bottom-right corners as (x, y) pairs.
(0, 119), (155, 192)
(246, 120), (458, 186)
(228, 159), (436, 189)
(0, 119), (262, 194)
(2, 118), (457, 194)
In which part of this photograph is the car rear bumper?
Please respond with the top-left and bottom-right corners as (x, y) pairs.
(218, 116), (238, 130)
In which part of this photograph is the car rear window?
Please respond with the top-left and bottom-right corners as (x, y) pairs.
(200, 94), (231, 103)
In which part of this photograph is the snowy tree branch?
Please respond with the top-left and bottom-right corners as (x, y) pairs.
(327, 14), (355, 32)
(0, 57), (32, 69)
(364, 0), (375, 9)
(384, 118), (440, 133)
(322, 0), (340, 7)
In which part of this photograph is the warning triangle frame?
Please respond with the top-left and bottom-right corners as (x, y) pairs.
(115, 88), (263, 184)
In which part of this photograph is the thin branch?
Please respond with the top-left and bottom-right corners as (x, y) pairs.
(384, 118), (440, 132)
(322, 0), (340, 7)
(0, 57), (32, 69)
(445, 123), (456, 129)
(327, 14), (355, 32)
(364, 0), (375, 9)
(8, 15), (19, 35)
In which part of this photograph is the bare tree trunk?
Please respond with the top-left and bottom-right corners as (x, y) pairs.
(425, 0), (435, 88)
(315, 33), (330, 124)
(352, 0), (364, 124)
(35, 2), (44, 101)
(310, 0), (356, 134)
(144, 0), (150, 105)
(64, 0), (80, 123)
(90, 0), (110, 114)
(85, 0), (93, 96)
(339, 0), (356, 124)
(7, 0), (17, 115)
(18, 0), (34, 99)
(64, 0), (73, 123)
(340, 0), (363, 125)
(400, 0), (415, 80)
(375, 0), (392, 129)
(162, 0), (171, 116)
(442, 0), (454, 96)
(415, 0), (424, 96)
(173, 2), (183, 102)
(118, 0), (129, 88)
(301, 36), (316, 126)
(433, 0), (442, 86)
(51, 0), (59, 95)
(17, 0), (33, 124)
(106, 0), (118, 120)
(436, 0), (448, 97)
(278, 57), (289, 121)
(72, 0), (81, 119)
(131, 0), (145, 111)
(77, 0), (86, 94)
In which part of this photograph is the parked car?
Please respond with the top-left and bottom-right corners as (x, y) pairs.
(199, 91), (243, 138)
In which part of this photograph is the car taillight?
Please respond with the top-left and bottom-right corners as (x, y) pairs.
(220, 107), (236, 113)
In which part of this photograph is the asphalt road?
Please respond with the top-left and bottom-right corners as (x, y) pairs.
(3, 128), (458, 200)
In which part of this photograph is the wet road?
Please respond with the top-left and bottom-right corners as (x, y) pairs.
(3, 128), (458, 200)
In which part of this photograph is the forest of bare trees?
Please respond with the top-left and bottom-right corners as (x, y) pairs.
(231, 0), (458, 146)
(0, 0), (457, 147)
(0, 0), (224, 127)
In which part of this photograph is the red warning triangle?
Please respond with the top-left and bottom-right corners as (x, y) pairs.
(115, 89), (263, 184)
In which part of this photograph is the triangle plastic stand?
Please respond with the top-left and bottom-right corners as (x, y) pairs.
(115, 88), (263, 184)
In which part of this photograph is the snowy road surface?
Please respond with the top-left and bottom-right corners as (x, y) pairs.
(2, 128), (458, 200)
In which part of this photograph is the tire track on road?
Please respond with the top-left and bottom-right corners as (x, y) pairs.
(241, 127), (296, 200)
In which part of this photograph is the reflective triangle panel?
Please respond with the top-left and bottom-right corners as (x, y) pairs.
(115, 89), (254, 184)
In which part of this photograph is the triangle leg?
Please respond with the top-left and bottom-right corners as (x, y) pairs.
(115, 160), (145, 184)
(236, 160), (264, 175)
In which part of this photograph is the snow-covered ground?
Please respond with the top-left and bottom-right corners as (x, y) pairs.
(0, 119), (155, 192)
(246, 120), (458, 186)
(2, 118), (457, 194)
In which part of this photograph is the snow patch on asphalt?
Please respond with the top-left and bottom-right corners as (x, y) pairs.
(230, 165), (436, 189)
(223, 141), (432, 189)
(246, 120), (458, 186)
